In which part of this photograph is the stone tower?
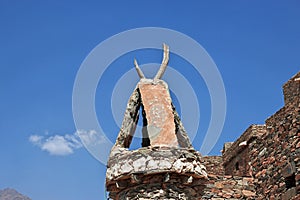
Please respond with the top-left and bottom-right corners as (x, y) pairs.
(106, 44), (207, 199)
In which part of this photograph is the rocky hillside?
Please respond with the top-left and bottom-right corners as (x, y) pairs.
(0, 188), (31, 200)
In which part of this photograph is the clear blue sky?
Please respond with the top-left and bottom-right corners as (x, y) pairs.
(1, 1), (299, 199)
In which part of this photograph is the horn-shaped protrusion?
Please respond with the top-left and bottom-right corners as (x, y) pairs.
(154, 43), (169, 80)
(134, 59), (145, 79)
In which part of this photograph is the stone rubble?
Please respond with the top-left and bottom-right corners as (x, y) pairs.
(202, 156), (224, 176)
(202, 175), (256, 200)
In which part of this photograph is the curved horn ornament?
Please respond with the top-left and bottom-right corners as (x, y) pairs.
(133, 43), (169, 80)
(154, 44), (169, 80)
(134, 59), (145, 79)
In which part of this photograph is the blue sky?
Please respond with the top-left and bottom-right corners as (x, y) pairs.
(1, 1), (300, 199)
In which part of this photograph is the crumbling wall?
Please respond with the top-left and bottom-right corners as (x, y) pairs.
(223, 125), (266, 177)
(106, 146), (207, 199)
(249, 103), (300, 199)
(118, 174), (206, 199)
(202, 175), (256, 199)
(283, 72), (300, 105)
(219, 72), (300, 199)
(202, 156), (224, 176)
(248, 73), (300, 199)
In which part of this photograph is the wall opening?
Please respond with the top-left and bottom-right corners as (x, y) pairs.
(128, 106), (150, 150)
(285, 173), (296, 189)
(141, 104), (150, 147)
(235, 162), (239, 171)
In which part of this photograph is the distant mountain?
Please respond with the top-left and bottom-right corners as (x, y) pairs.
(0, 188), (31, 200)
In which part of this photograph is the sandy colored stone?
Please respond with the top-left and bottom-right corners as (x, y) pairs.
(242, 189), (256, 197)
(139, 81), (178, 147)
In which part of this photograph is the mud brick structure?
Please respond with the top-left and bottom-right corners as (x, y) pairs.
(105, 44), (299, 199)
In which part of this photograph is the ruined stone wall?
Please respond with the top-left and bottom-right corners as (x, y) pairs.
(106, 146), (207, 199)
(247, 73), (300, 200)
(224, 147), (249, 177)
(201, 72), (300, 200)
(118, 173), (206, 200)
(283, 72), (300, 105)
(202, 156), (224, 176)
(223, 125), (266, 177)
(220, 72), (300, 199)
(202, 175), (256, 199)
(249, 103), (300, 199)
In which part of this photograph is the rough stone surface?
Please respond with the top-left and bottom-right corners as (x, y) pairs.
(283, 71), (300, 105)
(248, 99), (300, 199)
(222, 71), (300, 199)
(202, 175), (256, 199)
(106, 146), (207, 199)
(138, 80), (178, 147)
(116, 176), (206, 200)
(115, 88), (140, 148)
(223, 124), (266, 177)
(202, 156), (224, 176)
